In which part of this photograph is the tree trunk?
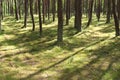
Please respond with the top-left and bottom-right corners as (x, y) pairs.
(14, 0), (18, 20)
(96, 0), (101, 21)
(52, 0), (56, 21)
(38, 0), (42, 35)
(112, 0), (120, 36)
(66, 0), (70, 25)
(0, 0), (2, 31)
(23, 0), (28, 28)
(106, 0), (111, 23)
(74, 0), (82, 32)
(30, 0), (35, 31)
(57, 0), (63, 42)
(86, 0), (94, 27)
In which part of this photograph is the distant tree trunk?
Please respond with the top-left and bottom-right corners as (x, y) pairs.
(112, 0), (120, 36)
(34, 0), (38, 14)
(52, 0), (56, 21)
(18, 0), (22, 19)
(94, 0), (97, 13)
(57, 0), (63, 42)
(66, 0), (70, 25)
(1, 0), (3, 19)
(0, 0), (2, 31)
(103, 0), (107, 15)
(14, 0), (18, 20)
(117, 0), (120, 21)
(10, 0), (14, 16)
(38, 0), (42, 35)
(47, 0), (50, 20)
(86, 0), (94, 27)
(30, 0), (35, 31)
(42, 0), (45, 23)
(23, 0), (28, 28)
(7, 1), (10, 15)
(106, 0), (111, 23)
(74, 0), (82, 32)
(96, 0), (101, 21)
(64, 0), (66, 13)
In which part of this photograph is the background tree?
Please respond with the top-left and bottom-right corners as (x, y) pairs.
(0, 0), (2, 31)
(57, 0), (63, 42)
(112, 0), (120, 36)
(74, 0), (82, 32)
(38, 0), (42, 35)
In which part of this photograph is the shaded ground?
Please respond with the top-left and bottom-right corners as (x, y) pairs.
(0, 16), (120, 80)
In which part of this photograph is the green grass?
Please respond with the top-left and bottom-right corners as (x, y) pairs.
(0, 15), (120, 80)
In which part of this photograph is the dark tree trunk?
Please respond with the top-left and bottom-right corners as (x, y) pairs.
(34, 0), (38, 14)
(117, 0), (120, 21)
(42, 0), (45, 23)
(57, 0), (63, 42)
(96, 0), (101, 21)
(66, 0), (70, 25)
(38, 0), (42, 35)
(0, 0), (2, 31)
(106, 0), (111, 23)
(14, 0), (18, 20)
(30, 0), (35, 31)
(112, 0), (120, 36)
(47, 0), (50, 20)
(23, 0), (28, 28)
(52, 0), (56, 21)
(18, 0), (22, 19)
(86, 0), (94, 27)
(10, 0), (14, 16)
(74, 0), (82, 32)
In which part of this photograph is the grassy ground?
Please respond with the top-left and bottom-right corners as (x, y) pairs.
(0, 15), (120, 80)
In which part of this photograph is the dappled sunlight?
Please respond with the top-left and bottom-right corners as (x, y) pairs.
(0, 14), (120, 80)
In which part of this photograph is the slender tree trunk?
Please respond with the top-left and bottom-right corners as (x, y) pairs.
(96, 0), (101, 21)
(0, 0), (2, 31)
(18, 0), (22, 19)
(14, 0), (18, 20)
(42, 0), (45, 23)
(117, 0), (120, 21)
(57, 0), (63, 42)
(106, 0), (111, 23)
(23, 0), (28, 28)
(30, 0), (35, 31)
(112, 0), (120, 36)
(74, 0), (82, 32)
(38, 0), (42, 35)
(66, 0), (70, 25)
(86, 0), (94, 27)
(34, 0), (38, 14)
(52, 0), (56, 21)
(47, 0), (50, 20)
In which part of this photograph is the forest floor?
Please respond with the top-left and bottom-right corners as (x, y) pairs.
(0, 15), (120, 80)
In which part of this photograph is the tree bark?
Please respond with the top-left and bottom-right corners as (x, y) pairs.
(112, 0), (120, 36)
(30, 0), (35, 31)
(23, 0), (28, 28)
(74, 0), (82, 32)
(0, 0), (2, 31)
(57, 0), (63, 42)
(86, 0), (94, 27)
(38, 0), (42, 35)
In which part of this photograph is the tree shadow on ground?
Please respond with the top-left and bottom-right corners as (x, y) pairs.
(0, 16), (111, 60)
(98, 24), (114, 33)
(58, 38), (120, 80)
(19, 37), (110, 80)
